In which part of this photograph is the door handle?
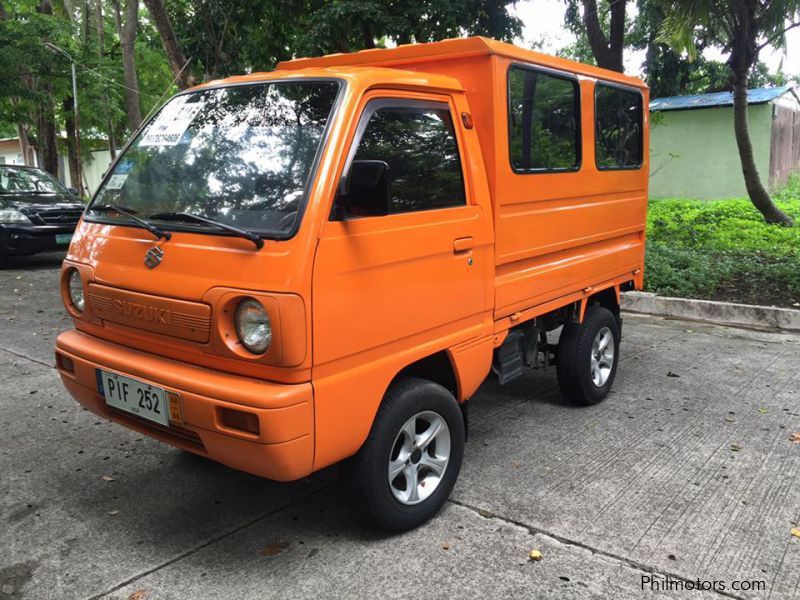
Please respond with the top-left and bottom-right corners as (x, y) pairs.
(453, 237), (474, 253)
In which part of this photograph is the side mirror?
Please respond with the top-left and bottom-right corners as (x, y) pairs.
(334, 159), (390, 219)
(67, 187), (79, 196)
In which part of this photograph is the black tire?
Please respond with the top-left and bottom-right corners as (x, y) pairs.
(344, 377), (465, 532)
(0, 249), (8, 270)
(556, 305), (620, 405)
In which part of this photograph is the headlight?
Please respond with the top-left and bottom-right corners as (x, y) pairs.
(0, 210), (32, 224)
(68, 269), (84, 312)
(234, 298), (271, 354)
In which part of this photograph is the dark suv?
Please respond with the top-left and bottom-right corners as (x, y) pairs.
(0, 165), (85, 268)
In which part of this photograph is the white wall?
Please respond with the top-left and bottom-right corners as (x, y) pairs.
(0, 140), (113, 197)
(0, 140), (29, 166)
(82, 150), (113, 196)
(60, 149), (113, 196)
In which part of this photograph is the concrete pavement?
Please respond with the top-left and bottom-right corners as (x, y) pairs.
(1, 253), (799, 600)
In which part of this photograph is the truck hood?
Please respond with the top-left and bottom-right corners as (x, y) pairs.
(1, 194), (83, 212)
(68, 221), (304, 301)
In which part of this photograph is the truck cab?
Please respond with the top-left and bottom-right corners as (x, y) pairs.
(56, 38), (648, 531)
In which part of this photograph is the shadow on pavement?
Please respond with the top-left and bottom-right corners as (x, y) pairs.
(3, 252), (66, 271)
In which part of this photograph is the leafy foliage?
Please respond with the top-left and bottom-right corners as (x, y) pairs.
(657, 0), (798, 224)
(646, 177), (800, 305)
(0, 0), (521, 179)
(0, 0), (174, 173)
(297, 0), (522, 56)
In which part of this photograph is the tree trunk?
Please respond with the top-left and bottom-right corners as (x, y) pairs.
(93, 0), (104, 49)
(107, 120), (117, 159)
(36, 0), (59, 177)
(607, 0), (625, 71)
(16, 124), (34, 166)
(63, 97), (82, 194)
(580, 0), (625, 72)
(112, 0), (122, 33)
(362, 23), (375, 49)
(81, 0), (90, 40)
(731, 76), (793, 225)
(35, 98), (59, 176)
(141, 0), (193, 89)
(120, 0), (142, 130)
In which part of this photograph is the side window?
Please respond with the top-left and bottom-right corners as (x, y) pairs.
(339, 103), (466, 217)
(595, 84), (643, 169)
(508, 65), (580, 172)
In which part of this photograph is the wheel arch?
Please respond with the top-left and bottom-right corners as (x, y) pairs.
(581, 285), (621, 322)
(392, 351), (458, 399)
(312, 335), (492, 472)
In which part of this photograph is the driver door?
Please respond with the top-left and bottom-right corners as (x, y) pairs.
(311, 91), (491, 467)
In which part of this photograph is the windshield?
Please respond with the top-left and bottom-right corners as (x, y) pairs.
(0, 166), (67, 195)
(88, 80), (341, 237)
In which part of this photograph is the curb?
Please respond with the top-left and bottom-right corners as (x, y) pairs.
(621, 291), (800, 333)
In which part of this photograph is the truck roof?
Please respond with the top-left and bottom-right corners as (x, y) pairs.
(276, 36), (646, 90)
(192, 66), (465, 93)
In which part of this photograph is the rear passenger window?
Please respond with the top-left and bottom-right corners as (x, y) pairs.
(508, 65), (580, 172)
(595, 84), (643, 169)
(349, 104), (466, 215)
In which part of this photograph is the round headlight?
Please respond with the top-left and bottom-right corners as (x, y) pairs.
(68, 269), (84, 312)
(234, 298), (271, 354)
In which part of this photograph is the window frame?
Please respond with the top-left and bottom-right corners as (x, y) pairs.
(84, 77), (346, 242)
(506, 62), (583, 175)
(593, 80), (645, 171)
(335, 97), (468, 217)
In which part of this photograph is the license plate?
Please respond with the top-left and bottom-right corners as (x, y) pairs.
(99, 370), (170, 426)
(56, 233), (72, 245)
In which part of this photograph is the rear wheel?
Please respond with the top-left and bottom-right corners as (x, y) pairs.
(344, 377), (465, 531)
(0, 248), (8, 269)
(557, 306), (620, 405)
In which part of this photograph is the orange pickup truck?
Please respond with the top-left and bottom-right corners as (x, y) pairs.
(55, 37), (648, 531)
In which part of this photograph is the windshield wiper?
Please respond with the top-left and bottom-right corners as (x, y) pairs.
(92, 204), (171, 241)
(149, 212), (264, 250)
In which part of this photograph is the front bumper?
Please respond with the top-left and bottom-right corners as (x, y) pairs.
(55, 329), (314, 481)
(0, 224), (75, 255)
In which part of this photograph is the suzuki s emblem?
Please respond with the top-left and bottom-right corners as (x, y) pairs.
(144, 246), (164, 269)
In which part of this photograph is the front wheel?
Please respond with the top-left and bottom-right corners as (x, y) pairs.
(344, 377), (465, 531)
(556, 305), (620, 405)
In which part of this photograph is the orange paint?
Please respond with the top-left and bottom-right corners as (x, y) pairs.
(56, 38), (648, 480)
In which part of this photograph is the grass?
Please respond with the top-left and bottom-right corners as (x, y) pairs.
(645, 176), (800, 308)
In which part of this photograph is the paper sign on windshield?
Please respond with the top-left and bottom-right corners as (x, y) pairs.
(105, 174), (128, 190)
(140, 96), (204, 147)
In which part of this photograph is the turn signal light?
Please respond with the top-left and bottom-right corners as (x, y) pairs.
(56, 352), (75, 374)
(219, 408), (260, 435)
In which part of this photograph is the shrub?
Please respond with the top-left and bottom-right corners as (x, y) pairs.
(645, 177), (800, 307)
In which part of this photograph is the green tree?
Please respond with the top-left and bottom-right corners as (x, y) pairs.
(297, 0), (522, 56)
(142, 0), (194, 89)
(160, 0), (309, 80)
(0, 0), (173, 192)
(111, 0), (142, 132)
(628, 1), (788, 98)
(659, 0), (798, 225)
(0, 0), (71, 175)
(564, 0), (627, 72)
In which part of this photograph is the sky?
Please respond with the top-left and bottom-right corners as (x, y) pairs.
(511, 0), (800, 79)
